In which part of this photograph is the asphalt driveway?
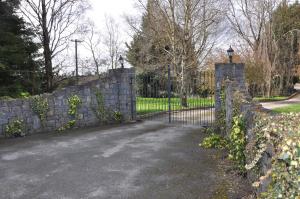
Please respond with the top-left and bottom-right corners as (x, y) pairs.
(0, 121), (249, 199)
(261, 83), (300, 110)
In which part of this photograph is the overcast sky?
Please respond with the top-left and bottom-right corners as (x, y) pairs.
(88, 0), (139, 42)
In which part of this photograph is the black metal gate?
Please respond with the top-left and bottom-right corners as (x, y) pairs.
(135, 65), (215, 126)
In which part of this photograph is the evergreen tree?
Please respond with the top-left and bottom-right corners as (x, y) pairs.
(0, 0), (40, 97)
(126, 0), (176, 73)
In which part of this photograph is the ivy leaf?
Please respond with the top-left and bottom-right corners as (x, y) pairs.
(278, 152), (290, 162)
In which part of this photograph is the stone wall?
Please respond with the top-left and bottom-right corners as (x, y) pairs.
(223, 76), (272, 194)
(0, 68), (136, 137)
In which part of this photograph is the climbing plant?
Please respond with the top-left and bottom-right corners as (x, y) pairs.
(68, 95), (82, 117)
(93, 91), (109, 123)
(31, 96), (49, 123)
(228, 115), (246, 173)
(200, 88), (248, 173)
(246, 113), (300, 199)
(112, 111), (123, 123)
(58, 94), (82, 132)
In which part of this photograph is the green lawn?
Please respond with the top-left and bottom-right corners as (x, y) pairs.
(273, 104), (300, 113)
(137, 97), (214, 115)
(253, 96), (288, 102)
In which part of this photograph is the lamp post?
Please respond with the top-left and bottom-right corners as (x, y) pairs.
(71, 39), (83, 81)
(227, 46), (234, 63)
(118, 55), (124, 69)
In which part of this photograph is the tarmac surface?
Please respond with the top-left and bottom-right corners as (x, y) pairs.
(0, 121), (250, 199)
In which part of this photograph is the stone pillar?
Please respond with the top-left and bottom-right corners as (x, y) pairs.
(108, 68), (136, 121)
(225, 79), (233, 135)
(215, 63), (246, 125)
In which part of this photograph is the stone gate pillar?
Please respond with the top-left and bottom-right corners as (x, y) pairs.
(215, 63), (246, 129)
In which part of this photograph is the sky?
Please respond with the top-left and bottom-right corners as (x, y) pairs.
(61, 0), (141, 74)
(88, 0), (139, 42)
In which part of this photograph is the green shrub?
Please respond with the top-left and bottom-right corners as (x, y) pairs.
(5, 119), (26, 137)
(199, 133), (227, 149)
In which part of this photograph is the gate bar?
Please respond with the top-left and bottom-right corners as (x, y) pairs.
(168, 64), (171, 123)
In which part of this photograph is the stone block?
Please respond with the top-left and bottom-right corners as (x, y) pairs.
(33, 116), (41, 130)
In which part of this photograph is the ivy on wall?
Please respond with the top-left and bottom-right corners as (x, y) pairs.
(228, 115), (246, 173)
(93, 91), (109, 123)
(31, 96), (49, 123)
(247, 113), (300, 199)
(93, 90), (123, 124)
(200, 88), (249, 174)
(58, 94), (82, 132)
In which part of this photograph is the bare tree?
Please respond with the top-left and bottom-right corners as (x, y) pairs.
(226, 0), (280, 97)
(82, 20), (102, 74)
(20, 0), (90, 90)
(104, 16), (122, 70)
(133, 0), (225, 105)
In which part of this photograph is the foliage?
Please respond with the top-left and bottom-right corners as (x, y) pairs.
(0, 0), (41, 97)
(68, 95), (82, 117)
(126, 1), (175, 71)
(5, 119), (26, 137)
(93, 91), (109, 123)
(58, 95), (82, 132)
(246, 113), (300, 199)
(271, 1), (300, 96)
(112, 111), (123, 122)
(200, 116), (246, 173)
(20, 92), (31, 98)
(199, 133), (227, 149)
(203, 87), (247, 173)
(0, 96), (13, 101)
(228, 115), (246, 173)
(216, 87), (226, 133)
(31, 96), (49, 122)
(58, 120), (76, 132)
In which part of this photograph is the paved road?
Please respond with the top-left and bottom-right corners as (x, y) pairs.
(261, 84), (300, 110)
(0, 121), (249, 199)
(143, 108), (215, 126)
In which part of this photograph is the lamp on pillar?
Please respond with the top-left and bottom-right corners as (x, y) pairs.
(227, 46), (234, 63)
(118, 55), (124, 69)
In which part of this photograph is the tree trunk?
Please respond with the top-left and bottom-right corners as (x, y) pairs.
(41, 0), (53, 91)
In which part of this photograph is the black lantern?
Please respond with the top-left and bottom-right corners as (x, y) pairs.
(118, 55), (124, 69)
(227, 46), (234, 63)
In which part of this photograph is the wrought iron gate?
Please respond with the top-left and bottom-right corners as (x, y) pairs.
(135, 65), (215, 126)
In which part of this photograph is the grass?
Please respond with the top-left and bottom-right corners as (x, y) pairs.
(253, 96), (288, 102)
(137, 97), (214, 115)
(273, 104), (300, 113)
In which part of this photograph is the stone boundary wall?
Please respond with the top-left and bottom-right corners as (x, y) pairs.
(0, 68), (136, 137)
(224, 79), (272, 194)
(217, 62), (272, 194)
